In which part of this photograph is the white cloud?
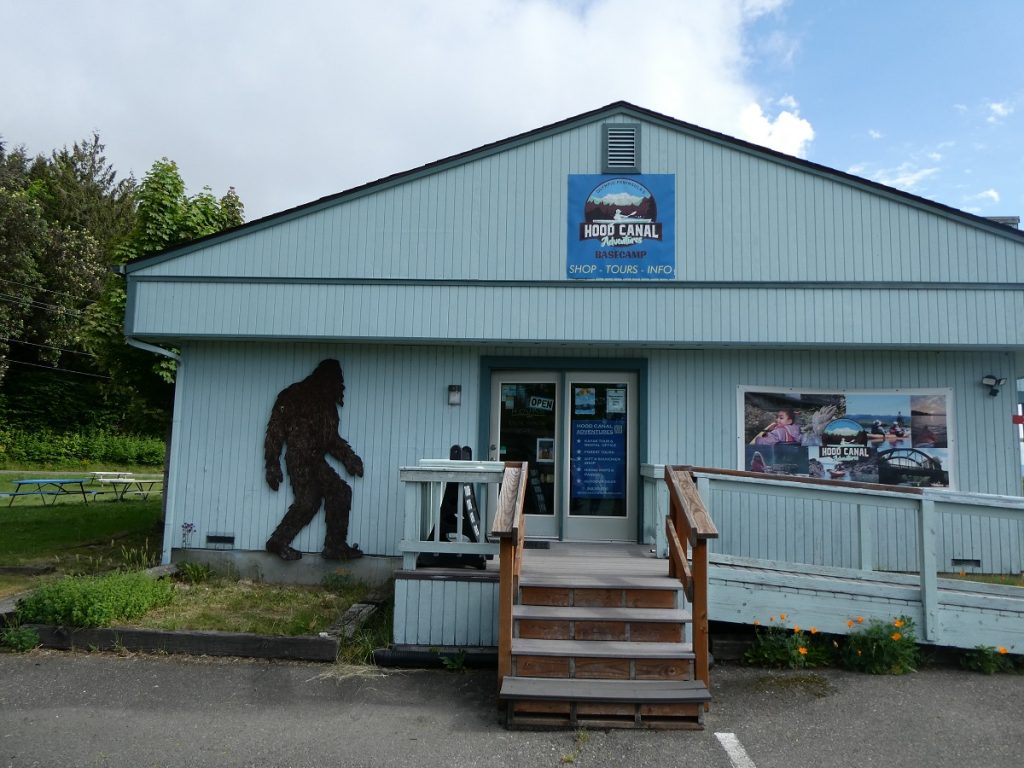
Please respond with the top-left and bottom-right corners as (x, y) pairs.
(738, 100), (815, 157)
(927, 152), (942, 161)
(986, 101), (1014, 123)
(968, 188), (1000, 204)
(868, 129), (882, 140)
(873, 163), (940, 191)
(777, 94), (799, 110)
(846, 163), (866, 175)
(0, 0), (814, 219)
(954, 104), (968, 113)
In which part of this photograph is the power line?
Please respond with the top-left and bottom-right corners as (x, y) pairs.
(4, 359), (110, 380)
(0, 292), (88, 318)
(1, 337), (97, 358)
(0, 275), (99, 299)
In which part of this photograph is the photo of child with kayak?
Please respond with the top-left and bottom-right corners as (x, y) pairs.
(749, 403), (839, 446)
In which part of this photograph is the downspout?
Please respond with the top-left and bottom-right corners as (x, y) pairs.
(125, 337), (182, 566)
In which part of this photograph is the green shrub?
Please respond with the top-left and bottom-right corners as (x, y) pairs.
(0, 625), (40, 652)
(840, 615), (919, 675)
(15, 572), (174, 628)
(962, 645), (1019, 675)
(743, 614), (833, 669)
(0, 427), (165, 468)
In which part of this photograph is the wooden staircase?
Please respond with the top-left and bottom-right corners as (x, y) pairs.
(490, 464), (718, 731)
(500, 571), (710, 728)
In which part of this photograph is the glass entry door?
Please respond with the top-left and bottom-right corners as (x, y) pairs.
(489, 372), (560, 539)
(490, 370), (638, 542)
(563, 372), (637, 542)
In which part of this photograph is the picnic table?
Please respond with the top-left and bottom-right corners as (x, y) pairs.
(99, 476), (164, 501)
(6, 478), (91, 506)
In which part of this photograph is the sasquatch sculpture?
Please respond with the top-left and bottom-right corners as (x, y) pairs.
(264, 359), (364, 561)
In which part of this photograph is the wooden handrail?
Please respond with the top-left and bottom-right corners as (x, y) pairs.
(664, 466), (718, 709)
(494, 462), (528, 688)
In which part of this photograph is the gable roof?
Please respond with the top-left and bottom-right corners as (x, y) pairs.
(123, 100), (1024, 274)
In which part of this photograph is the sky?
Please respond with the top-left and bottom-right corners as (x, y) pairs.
(3, 0), (1023, 223)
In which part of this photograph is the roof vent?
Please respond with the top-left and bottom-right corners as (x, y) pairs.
(603, 123), (640, 174)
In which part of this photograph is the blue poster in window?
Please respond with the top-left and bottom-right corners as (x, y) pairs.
(567, 174), (676, 280)
(571, 419), (626, 498)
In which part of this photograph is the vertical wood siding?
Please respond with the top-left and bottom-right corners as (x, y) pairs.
(393, 578), (498, 646)
(131, 117), (1024, 285)
(646, 348), (1020, 496)
(168, 342), (1019, 563)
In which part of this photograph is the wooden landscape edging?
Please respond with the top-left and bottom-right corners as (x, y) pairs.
(29, 625), (341, 661)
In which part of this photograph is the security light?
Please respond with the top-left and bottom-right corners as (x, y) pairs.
(981, 375), (1007, 396)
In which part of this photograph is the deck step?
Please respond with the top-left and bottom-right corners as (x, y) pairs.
(513, 605), (691, 622)
(513, 638), (693, 658)
(500, 676), (710, 730)
(519, 574), (681, 590)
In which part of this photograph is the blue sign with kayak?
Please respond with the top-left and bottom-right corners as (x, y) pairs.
(567, 174), (676, 280)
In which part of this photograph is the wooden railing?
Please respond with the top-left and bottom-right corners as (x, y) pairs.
(491, 461), (528, 686)
(664, 466), (719, 701)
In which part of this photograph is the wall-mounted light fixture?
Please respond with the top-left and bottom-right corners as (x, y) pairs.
(448, 384), (462, 406)
(981, 375), (1007, 396)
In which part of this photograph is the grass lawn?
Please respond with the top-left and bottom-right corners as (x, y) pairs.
(134, 577), (370, 636)
(1, 480), (392, 655)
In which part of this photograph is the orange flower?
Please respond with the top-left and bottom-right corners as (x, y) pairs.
(809, 627), (819, 635)
(891, 632), (902, 642)
(856, 616), (864, 624)
(793, 625), (801, 634)
(999, 647), (1009, 655)
(753, 619), (761, 626)
(769, 616), (775, 622)
(798, 647), (808, 656)
(779, 613), (787, 621)
(893, 619), (904, 628)
(847, 619), (855, 628)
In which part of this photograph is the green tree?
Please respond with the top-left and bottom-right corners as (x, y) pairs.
(83, 158), (244, 431)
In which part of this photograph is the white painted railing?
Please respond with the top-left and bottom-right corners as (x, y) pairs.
(643, 464), (1024, 641)
(398, 460), (504, 569)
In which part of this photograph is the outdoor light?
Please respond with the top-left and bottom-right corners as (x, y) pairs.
(981, 375), (1007, 396)
(448, 384), (462, 406)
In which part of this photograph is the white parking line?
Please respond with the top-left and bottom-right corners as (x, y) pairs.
(715, 732), (757, 768)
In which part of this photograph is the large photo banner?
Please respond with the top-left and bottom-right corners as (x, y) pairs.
(739, 388), (952, 488)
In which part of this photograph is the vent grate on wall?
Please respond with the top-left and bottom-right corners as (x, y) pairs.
(603, 123), (640, 174)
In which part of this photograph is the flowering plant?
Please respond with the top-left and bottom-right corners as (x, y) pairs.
(181, 522), (196, 549)
(961, 645), (1019, 675)
(840, 615), (919, 675)
(744, 614), (832, 669)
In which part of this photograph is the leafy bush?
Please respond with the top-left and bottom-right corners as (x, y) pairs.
(0, 427), (164, 468)
(840, 615), (919, 675)
(15, 572), (174, 628)
(0, 624), (40, 652)
(743, 614), (833, 669)
(962, 645), (1019, 675)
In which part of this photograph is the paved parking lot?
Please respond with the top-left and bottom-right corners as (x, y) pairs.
(1, 651), (1022, 768)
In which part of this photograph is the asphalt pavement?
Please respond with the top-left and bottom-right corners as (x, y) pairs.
(1, 651), (1022, 768)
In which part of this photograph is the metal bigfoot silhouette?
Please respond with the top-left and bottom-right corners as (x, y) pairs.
(263, 359), (364, 561)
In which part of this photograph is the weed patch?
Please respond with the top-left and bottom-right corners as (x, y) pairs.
(16, 571), (174, 627)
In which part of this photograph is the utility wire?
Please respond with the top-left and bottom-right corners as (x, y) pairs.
(0, 275), (95, 299)
(0, 292), (88, 318)
(4, 359), (110, 380)
(1, 337), (97, 358)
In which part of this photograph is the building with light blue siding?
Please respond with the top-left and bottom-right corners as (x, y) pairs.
(123, 102), (1024, 582)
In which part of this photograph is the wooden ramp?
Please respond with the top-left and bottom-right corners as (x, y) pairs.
(709, 552), (1024, 650)
(499, 544), (711, 729)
